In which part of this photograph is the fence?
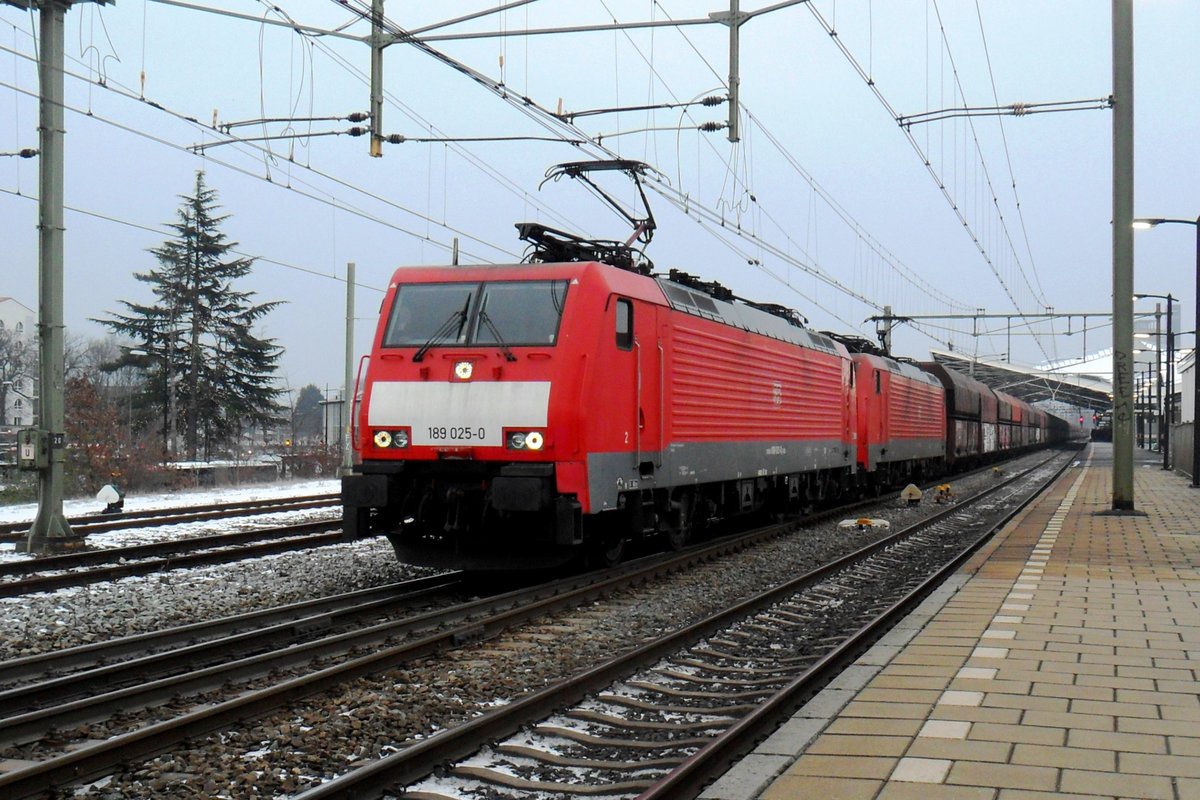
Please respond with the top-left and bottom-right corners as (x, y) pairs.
(1172, 422), (1195, 478)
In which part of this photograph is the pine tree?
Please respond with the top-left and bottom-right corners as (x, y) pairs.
(292, 384), (325, 442)
(98, 170), (284, 461)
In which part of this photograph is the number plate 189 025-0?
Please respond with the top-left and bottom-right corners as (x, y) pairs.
(367, 381), (552, 447)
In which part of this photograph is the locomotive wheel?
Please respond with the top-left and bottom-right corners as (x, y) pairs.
(583, 515), (628, 569)
(665, 490), (695, 551)
(599, 534), (626, 567)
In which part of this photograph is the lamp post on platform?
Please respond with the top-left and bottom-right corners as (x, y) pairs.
(1135, 292), (1174, 470)
(1134, 217), (1200, 485)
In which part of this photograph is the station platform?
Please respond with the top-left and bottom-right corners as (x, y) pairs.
(704, 442), (1200, 800)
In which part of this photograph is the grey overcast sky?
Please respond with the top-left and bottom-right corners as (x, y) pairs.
(1, 1), (1197, 394)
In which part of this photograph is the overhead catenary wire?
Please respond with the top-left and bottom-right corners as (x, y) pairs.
(641, 2), (975, 320)
(0, 37), (525, 262)
(132, 0), (974, 344)
(0, 184), (386, 294)
(669, 191), (868, 334)
(3, 3), (593, 256)
(972, 0), (1045, 295)
(805, 1), (1056, 362)
(590, 0), (966, 329)
(328, 0), (889, 313)
(258, 0), (593, 238)
(6, 2), (998, 355)
(930, 0), (1047, 307)
(0, 72), (513, 265)
(971, 0), (1056, 361)
(742, 108), (973, 313)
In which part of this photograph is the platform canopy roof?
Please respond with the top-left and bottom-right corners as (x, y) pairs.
(926, 349), (1113, 410)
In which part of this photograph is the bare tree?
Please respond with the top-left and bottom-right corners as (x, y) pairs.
(0, 326), (34, 426)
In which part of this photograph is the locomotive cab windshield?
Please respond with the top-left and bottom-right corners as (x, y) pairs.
(384, 279), (570, 351)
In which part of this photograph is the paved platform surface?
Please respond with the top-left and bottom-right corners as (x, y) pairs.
(704, 443), (1200, 800)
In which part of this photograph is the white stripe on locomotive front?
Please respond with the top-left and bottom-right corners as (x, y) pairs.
(367, 381), (551, 447)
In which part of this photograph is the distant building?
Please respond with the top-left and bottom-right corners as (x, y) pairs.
(0, 296), (36, 428)
(320, 390), (347, 449)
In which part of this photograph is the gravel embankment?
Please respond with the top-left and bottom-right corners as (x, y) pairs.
(0, 538), (435, 661)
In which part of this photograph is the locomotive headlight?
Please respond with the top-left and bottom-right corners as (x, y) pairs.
(373, 429), (409, 449)
(507, 431), (543, 451)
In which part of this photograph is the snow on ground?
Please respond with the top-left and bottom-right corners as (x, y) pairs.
(0, 478), (339, 524)
(0, 478), (342, 562)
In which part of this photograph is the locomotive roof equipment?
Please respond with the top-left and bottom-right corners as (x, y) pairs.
(518, 159), (662, 274)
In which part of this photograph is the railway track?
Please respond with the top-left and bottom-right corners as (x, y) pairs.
(0, 574), (457, 688)
(0, 573), (465, 747)
(0, 493), (340, 541)
(0, 477), (928, 797)
(0, 448), (1077, 798)
(0, 519), (348, 597)
(297, 450), (1077, 799)
(0, 459), (996, 600)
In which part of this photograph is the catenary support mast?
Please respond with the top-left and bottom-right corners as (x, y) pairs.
(1110, 0), (1136, 511)
(5, 0), (114, 551)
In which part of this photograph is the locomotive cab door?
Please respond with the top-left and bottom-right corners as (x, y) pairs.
(871, 367), (887, 466)
(616, 297), (662, 478)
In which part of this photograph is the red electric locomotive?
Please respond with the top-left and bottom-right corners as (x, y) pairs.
(849, 354), (946, 486)
(342, 255), (856, 568)
(341, 160), (1072, 570)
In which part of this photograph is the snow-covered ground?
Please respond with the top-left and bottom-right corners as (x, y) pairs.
(0, 478), (339, 524)
(0, 477), (428, 659)
(0, 478), (342, 562)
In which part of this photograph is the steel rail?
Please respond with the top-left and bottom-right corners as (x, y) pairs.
(0, 448), (1072, 797)
(0, 498), (855, 798)
(289, 450), (1077, 798)
(637, 453), (1079, 798)
(0, 575), (463, 719)
(0, 574), (460, 686)
(0, 524), (348, 598)
(1, 519), (345, 577)
(0, 493), (340, 538)
(0, 574), (467, 745)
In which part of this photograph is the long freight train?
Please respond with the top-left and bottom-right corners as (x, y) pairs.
(341, 255), (1071, 570)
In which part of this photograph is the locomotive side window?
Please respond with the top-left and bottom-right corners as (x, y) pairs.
(616, 298), (633, 350)
(383, 283), (476, 347)
(473, 279), (570, 346)
(874, 370), (882, 394)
